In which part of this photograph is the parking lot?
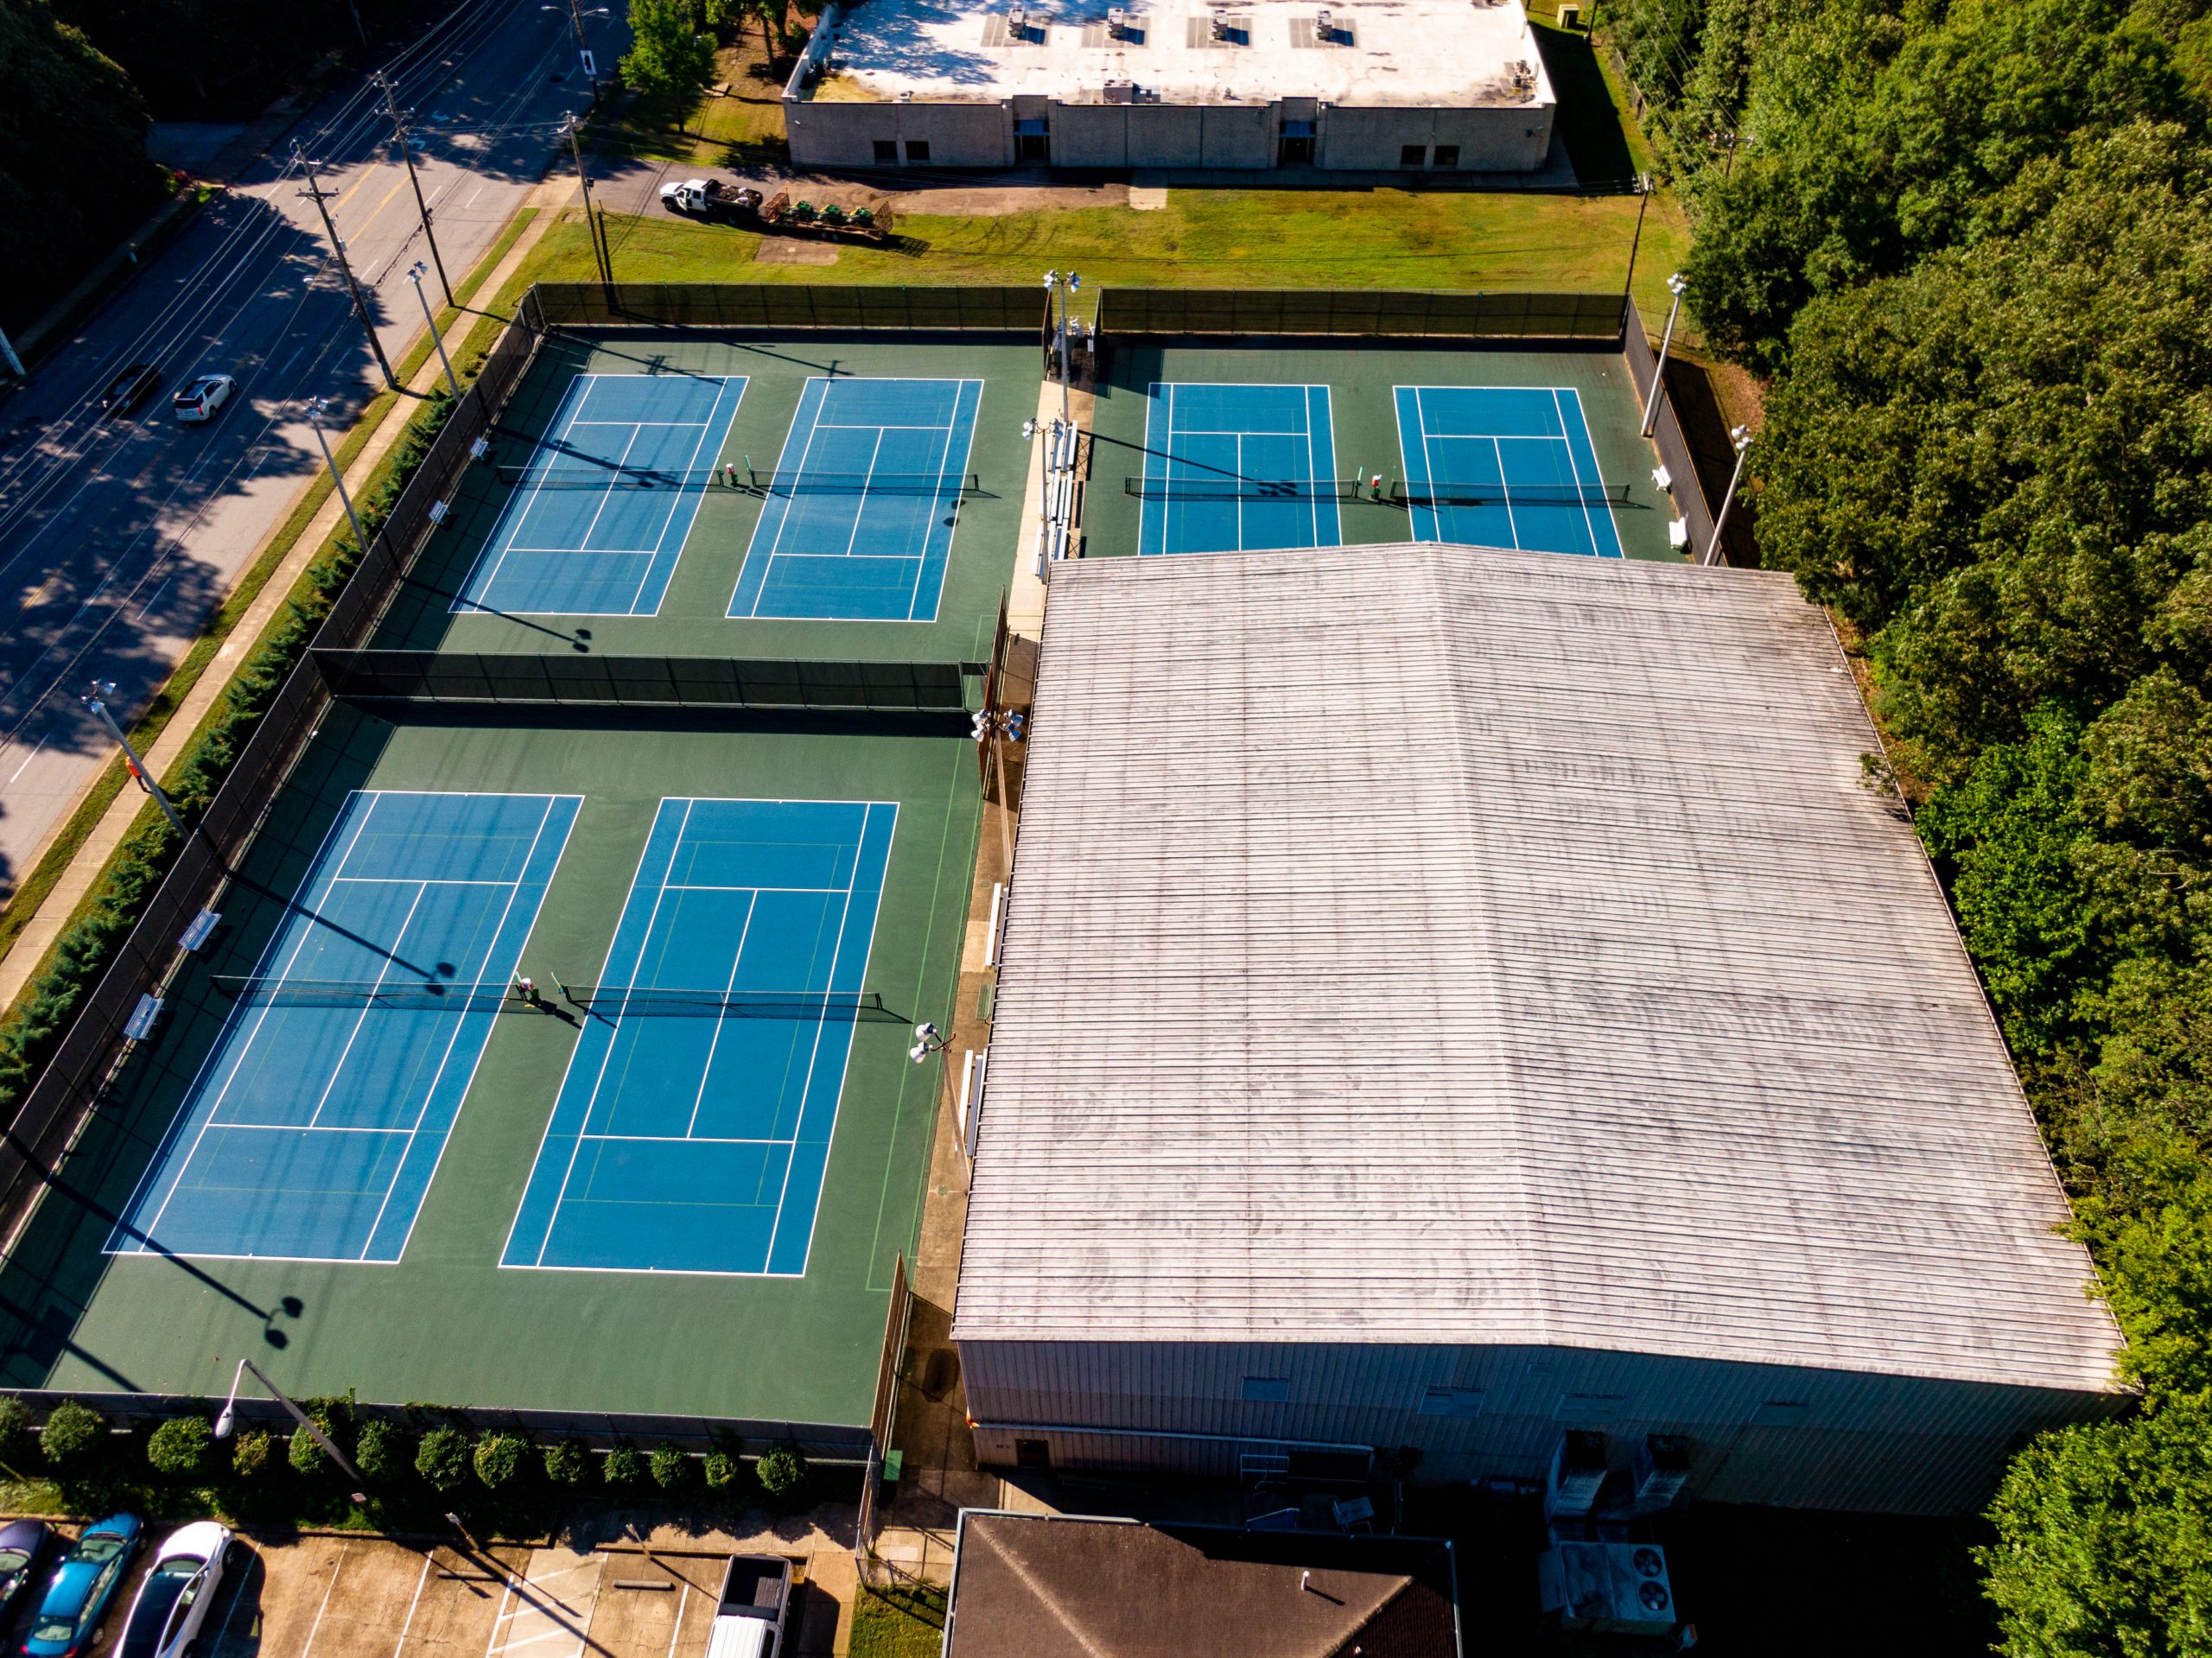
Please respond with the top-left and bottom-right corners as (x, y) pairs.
(8, 1520), (849, 1658)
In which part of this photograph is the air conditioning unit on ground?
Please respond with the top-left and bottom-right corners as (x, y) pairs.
(1537, 1542), (1680, 1636)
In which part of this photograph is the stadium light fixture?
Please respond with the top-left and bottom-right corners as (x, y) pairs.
(1704, 424), (1755, 567)
(1642, 272), (1690, 438)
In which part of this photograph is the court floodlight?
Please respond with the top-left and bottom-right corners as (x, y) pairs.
(916, 1022), (939, 1041)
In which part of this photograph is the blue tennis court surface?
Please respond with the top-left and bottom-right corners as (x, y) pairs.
(111, 791), (580, 1263)
(1394, 386), (1624, 558)
(730, 378), (982, 621)
(1138, 383), (1340, 556)
(501, 797), (895, 1275)
(459, 373), (747, 615)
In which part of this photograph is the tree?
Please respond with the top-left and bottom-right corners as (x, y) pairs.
(620, 0), (716, 101)
(1981, 1401), (2212, 1658)
(416, 1426), (474, 1492)
(38, 1401), (104, 1467)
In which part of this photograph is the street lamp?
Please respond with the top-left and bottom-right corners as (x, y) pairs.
(1642, 271), (1688, 438)
(409, 263), (461, 399)
(83, 683), (185, 841)
(308, 399), (372, 562)
(1704, 424), (1753, 566)
(214, 1356), (369, 1503)
(1042, 270), (1080, 438)
(909, 1021), (953, 1064)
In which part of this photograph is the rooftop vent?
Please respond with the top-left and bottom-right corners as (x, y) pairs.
(1008, 4), (1027, 31)
(1107, 4), (1127, 35)
(1103, 78), (1135, 101)
(1210, 9), (1229, 38)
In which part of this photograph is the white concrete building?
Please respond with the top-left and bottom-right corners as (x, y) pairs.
(951, 543), (2131, 1516)
(784, 0), (1557, 173)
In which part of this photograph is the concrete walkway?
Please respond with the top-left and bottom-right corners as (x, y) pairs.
(0, 175), (577, 1011)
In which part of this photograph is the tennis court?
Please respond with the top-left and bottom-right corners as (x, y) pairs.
(457, 373), (747, 616)
(501, 797), (896, 1276)
(729, 377), (982, 622)
(1394, 385), (1625, 558)
(110, 791), (580, 1263)
(1135, 383), (1342, 556)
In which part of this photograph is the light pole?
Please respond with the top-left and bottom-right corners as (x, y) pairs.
(308, 398), (372, 561)
(1705, 424), (1752, 566)
(376, 74), (453, 308)
(909, 1021), (954, 1064)
(296, 145), (398, 391)
(1642, 271), (1688, 438)
(543, 2), (610, 98)
(214, 1356), (368, 1503)
(83, 683), (185, 841)
(1623, 171), (1651, 296)
(1043, 270), (1079, 439)
(410, 264), (461, 399)
(0, 324), (24, 381)
(561, 114), (613, 287)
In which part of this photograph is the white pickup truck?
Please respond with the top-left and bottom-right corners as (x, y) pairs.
(658, 178), (766, 222)
(704, 1555), (791, 1658)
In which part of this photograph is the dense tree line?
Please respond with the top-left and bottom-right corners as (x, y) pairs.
(1606, 0), (2212, 1645)
(0, 0), (170, 329)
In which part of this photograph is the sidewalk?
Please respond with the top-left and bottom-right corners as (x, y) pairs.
(0, 176), (577, 1012)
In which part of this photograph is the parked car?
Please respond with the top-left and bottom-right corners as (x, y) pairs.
(170, 375), (236, 423)
(21, 1514), (142, 1658)
(99, 365), (161, 416)
(114, 1522), (232, 1658)
(0, 1522), (54, 1632)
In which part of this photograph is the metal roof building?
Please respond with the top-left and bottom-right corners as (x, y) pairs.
(952, 542), (2129, 1515)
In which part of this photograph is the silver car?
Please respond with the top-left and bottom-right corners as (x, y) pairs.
(114, 1521), (235, 1658)
(171, 375), (237, 423)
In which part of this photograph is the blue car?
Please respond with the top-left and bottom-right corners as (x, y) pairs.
(22, 1515), (143, 1658)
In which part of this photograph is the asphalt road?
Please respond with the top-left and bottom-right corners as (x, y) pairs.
(0, 0), (630, 894)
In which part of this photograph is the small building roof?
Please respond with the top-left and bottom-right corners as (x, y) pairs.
(944, 1512), (1459, 1658)
(799, 0), (1553, 109)
(954, 543), (2126, 1394)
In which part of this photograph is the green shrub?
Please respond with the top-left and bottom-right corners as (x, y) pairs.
(232, 1429), (275, 1478)
(703, 1452), (740, 1489)
(416, 1426), (474, 1492)
(474, 1432), (528, 1489)
(649, 1445), (693, 1490)
(39, 1401), (104, 1466)
(289, 1409), (340, 1476)
(0, 1398), (34, 1466)
(755, 1443), (807, 1500)
(357, 1420), (410, 1482)
(147, 1416), (214, 1478)
(543, 1439), (590, 1486)
(603, 1444), (645, 1486)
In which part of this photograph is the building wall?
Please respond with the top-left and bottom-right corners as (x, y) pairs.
(957, 1338), (2130, 1515)
(786, 98), (1554, 172)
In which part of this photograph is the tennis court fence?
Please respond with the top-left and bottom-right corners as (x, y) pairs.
(311, 651), (974, 712)
(524, 283), (1052, 334)
(493, 463), (981, 497)
(0, 302), (550, 1250)
(208, 977), (899, 1020)
(1096, 288), (1630, 340)
(1123, 476), (1632, 505)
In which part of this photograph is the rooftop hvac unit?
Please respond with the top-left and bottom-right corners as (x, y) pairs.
(1008, 4), (1027, 33)
(1107, 4), (1127, 35)
(1537, 1543), (1680, 1636)
(1103, 78), (1135, 101)
(1632, 1433), (1693, 1513)
(1314, 5), (1331, 34)
(1210, 9), (1230, 38)
(1544, 1430), (1608, 1522)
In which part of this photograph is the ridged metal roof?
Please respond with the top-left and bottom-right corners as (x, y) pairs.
(953, 543), (2126, 1394)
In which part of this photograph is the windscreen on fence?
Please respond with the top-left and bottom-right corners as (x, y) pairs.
(310, 651), (972, 712)
(1095, 288), (1630, 340)
(526, 283), (1052, 333)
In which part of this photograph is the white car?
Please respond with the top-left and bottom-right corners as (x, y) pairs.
(114, 1521), (235, 1658)
(171, 375), (237, 423)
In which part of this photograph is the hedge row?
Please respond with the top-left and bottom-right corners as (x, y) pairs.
(0, 384), (459, 1119)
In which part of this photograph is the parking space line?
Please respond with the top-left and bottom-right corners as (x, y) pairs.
(391, 1553), (434, 1658)
(301, 1540), (351, 1658)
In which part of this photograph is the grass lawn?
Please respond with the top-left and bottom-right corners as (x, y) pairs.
(555, 187), (1694, 321)
(849, 1584), (946, 1658)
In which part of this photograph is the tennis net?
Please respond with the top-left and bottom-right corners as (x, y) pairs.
(208, 977), (893, 1019)
(495, 463), (980, 496)
(1123, 476), (1358, 501)
(1391, 480), (1630, 506)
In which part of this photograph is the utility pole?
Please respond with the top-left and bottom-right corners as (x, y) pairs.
(543, 1), (609, 99)
(84, 683), (186, 842)
(1623, 172), (1650, 297)
(296, 145), (398, 391)
(308, 399), (373, 561)
(562, 115), (613, 286)
(376, 73), (453, 308)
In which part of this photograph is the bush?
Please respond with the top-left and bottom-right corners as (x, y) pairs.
(39, 1401), (104, 1467)
(147, 1417), (214, 1478)
(649, 1445), (693, 1490)
(0, 1397), (34, 1466)
(357, 1420), (410, 1482)
(703, 1452), (740, 1490)
(289, 1410), (340, 1476)
(232, 1430), (275, 1478)
(416, 1426), (474, 1492)
(475, 1432), (527, 1490)
(755, 1443), (807, 1501)
(543, 1439), (590, 1486)
(603, 1444), (645, 1487)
